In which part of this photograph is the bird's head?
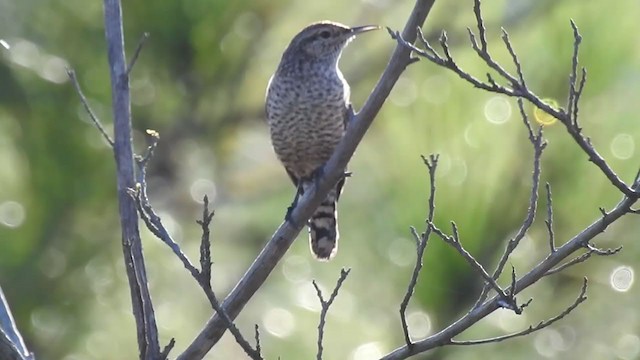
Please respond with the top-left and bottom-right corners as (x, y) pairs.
(285, 21), (379, 62)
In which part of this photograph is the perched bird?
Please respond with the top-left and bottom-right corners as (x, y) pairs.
(265, 21), (378, 260)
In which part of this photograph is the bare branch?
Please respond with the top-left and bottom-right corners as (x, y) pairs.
(545, 183), (556, 253)
(400, 154), (438, 347)
(197, 195), (215, 287)
(314, 268), (351, 360)
(254, 325), (262, 358)
(429, 222), (523, 313)
(475, 99), (545, 307)
(103, 0), (160, 357)
(126, 32), (150, 77)
(130, 167), (262, 358)
(451, 278), (588, 345)
(159, 339), (175, 360)
(393, 0), (640, 199)
(381, 192), (634, 360)
(67, 68), (114, 147)
(544, 245), (622, 277)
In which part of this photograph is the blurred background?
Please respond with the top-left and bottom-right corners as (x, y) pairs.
(1, 0), (639, 359)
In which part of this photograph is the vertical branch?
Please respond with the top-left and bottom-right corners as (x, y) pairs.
(103, 0), (160, 358)
(399, 154), (438, 346)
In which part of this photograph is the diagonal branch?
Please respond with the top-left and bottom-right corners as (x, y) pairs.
(380, 193), (635, 360)
(67, 68), (114, 147)
(177, 1), (437, 358)
(450, 278), (588, 345)
(127, 133), (262, 359)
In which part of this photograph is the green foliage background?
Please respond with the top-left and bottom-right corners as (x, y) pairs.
(1, 0), (639, 359)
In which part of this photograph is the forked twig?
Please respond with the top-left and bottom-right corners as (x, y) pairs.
(313, 268), (351, 360)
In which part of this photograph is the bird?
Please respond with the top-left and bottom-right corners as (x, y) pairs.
(265, 21), (378, 260)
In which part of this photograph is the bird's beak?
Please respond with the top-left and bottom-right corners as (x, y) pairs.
(349, 25), (381, 35)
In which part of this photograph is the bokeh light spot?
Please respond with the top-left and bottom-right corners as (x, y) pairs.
(407, 311), (431, 338)
(39, 55), (69, 84)
(534, 328), (565, 358)
(616, 333), (640, 360)
(484, 96), (512, 124)
(533, 98), (559, 125)
(390, 77), (417, 107)
(190, 178), (217, 204)
(351, 342), (383, 360)
(0, 200), (26, 228)
(610, 133), (635, 160)
(282, 255), (310, 284)
(0, 39), (9, 50)
(294, 283), (321, 312)
(262, 307), (295, 338)
(421, 75), (451, 104)
(610, 266), (634, 292)
(387, 238), (415, 267)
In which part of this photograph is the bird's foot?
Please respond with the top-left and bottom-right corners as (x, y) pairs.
(346, 104), (356, 126)
(285, 182), (305, 226)
(312, 166), (325, 194)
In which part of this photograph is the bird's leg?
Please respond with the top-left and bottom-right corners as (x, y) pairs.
(345, 104), (356, 126)
(285, 181), (305, 226)
(311, 165), (326, 194)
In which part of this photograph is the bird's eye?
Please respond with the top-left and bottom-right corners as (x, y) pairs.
(319, 30), (331, 39)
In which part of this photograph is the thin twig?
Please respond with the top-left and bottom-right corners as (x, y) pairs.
(127, 130), (261, 358)
(400, 154), (438, 347)
(197, 195), (215, 286)
(430, 222), (521, 313)
(126, 32), (150, 77)
(393, 0), (640, 199)
(159, 339), (175, 360)
(314, 268), (351, 360)
(545, 183), (556, 253)
(67, 68), (114, 147)
(475, 99), (545, 307)
(545, 244), (621, 276)
(451, 278), (588, 345)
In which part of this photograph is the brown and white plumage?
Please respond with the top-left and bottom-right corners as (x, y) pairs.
(265, 21), (377, 260)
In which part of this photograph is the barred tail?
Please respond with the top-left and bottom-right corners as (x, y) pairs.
(309, 193), (339, 261)
(308, 176), (345, 261)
